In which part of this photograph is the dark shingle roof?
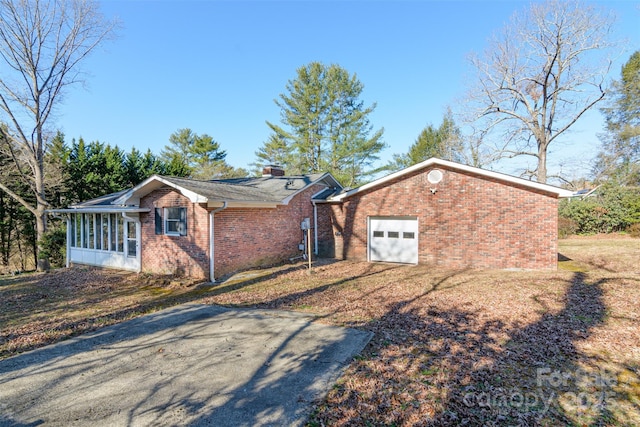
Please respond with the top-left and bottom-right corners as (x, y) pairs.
(159, 173), (327, 203)
(71, 189), (130, 208)
(72, 172), (339, 209)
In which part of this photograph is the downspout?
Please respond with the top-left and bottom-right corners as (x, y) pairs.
(209, 202), (228, 282)
(312, 201), (318, 255)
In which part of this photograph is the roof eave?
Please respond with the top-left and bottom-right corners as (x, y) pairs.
(328, 158), (574, 201)
(47, 207), (151, 214)
(114, 175), (209, 205)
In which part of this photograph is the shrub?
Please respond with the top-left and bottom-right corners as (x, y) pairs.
(559, 184), (640, 234)
(558, 217), (578, 238)
(628, 223), (640, 238)
(39, 228), (67, 268)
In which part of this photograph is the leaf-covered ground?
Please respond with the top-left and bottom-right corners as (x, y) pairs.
(1, 237), (639, 426)
(205, 237), (640, 426)
(0, 268), (204, 359)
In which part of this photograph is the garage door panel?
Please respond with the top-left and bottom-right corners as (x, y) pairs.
(369, 218), (418, 264)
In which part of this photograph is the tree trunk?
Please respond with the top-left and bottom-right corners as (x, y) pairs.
(34, 157), (49, 271)
(537, 142), (548, 183)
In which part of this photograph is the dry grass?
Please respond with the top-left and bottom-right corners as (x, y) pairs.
(204, 236), (640, 426)
(0, 267), (206, 359)
(1, 236), (639, 426)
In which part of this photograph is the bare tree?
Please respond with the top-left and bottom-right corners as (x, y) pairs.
(464, 0), (618, 183)
(0, 0), (116, 268)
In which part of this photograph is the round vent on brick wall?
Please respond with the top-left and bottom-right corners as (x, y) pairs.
(427, 169), (443, 184)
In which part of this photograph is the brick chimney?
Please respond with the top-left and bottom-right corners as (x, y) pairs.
(262, 165), (285, 177)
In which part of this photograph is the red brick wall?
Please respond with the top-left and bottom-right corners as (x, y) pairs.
(140, 184), (323, 280)
(140, 188), (210, 279)
(317, 166), (559, 270)
(212, 185), (321, 278)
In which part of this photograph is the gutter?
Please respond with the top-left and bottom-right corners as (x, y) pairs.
(209, 202), (228, 282)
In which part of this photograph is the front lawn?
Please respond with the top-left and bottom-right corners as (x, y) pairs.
(1, 236), (638, 425)
(205, 236), (640, 426)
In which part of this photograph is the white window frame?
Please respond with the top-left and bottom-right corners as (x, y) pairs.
(164, 207), (187, 236)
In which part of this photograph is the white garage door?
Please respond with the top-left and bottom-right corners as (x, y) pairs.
(369, 217), (419, 264)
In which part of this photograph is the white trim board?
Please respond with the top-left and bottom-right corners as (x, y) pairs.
(328, 158), (574, 201)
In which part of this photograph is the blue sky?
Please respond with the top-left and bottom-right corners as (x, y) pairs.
(57, 0), (640, 181)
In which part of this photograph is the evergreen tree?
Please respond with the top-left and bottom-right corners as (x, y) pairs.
(67, 138), (128, 202)
(251, 134), (293, 176)
(595, 51), (640, 185)
(160, 128), (242, 179)
(259, 62), (385, 185)
(124, 148), (170, 186)
(388, 111), (463, 171)
(44, 131), (71, 208)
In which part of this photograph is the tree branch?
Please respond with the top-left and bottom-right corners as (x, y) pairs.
(0, 181), (37, 215)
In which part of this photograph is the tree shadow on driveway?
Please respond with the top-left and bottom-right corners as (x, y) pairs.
(0, 304), (371, 426)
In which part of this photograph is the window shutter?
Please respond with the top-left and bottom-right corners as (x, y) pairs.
(179, 208), (187, 236)
(155, 208), (162, 234)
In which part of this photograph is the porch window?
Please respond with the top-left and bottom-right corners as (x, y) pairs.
(164, 207), (187, 236)
(102, 214), (109, 251)
(127, 221), (136, 257)
(95, 214), (102, 250)
(75, 214), (81, 247)
(110, 213), (117, 251)
(117, 215), (124, 253)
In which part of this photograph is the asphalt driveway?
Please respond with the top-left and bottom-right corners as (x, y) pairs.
(0, 304), (371, 426)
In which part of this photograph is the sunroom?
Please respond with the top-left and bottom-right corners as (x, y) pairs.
(49, 190), (148, 272)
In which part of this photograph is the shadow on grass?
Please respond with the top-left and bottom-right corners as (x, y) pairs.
(310, 271), (640, 426)
(558, 252), (572, 262)
(244, 262), (407, 312)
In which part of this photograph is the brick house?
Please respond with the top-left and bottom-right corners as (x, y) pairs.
(55, 166), (341, 280)
(314, 158), (573, 270)
(53, 159), (572, 280)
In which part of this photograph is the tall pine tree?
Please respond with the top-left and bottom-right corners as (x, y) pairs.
(259, 62), (385, 185)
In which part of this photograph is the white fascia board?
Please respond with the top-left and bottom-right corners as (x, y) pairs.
(46, 207), (151, 214)
(113, 175), (208, 205)
(329, 158), (574, 201)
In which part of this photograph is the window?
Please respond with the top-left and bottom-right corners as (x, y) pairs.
(403, 232), (415, 239)
(164, 207), (187, 236)
(110, 213), (117, 251)
(117, 215), (124, 253)
(127, 221), (137, 257)
(102, 214), (109, 250)
(70, 214), (76, 247)
(74, 214), (81, 247)
(82, 213), (90, 248)
(387, 231), (399, 238)
(88, 214), (94, 249)
(373, 231), (384, 238)
(95, 214), (102, 250)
